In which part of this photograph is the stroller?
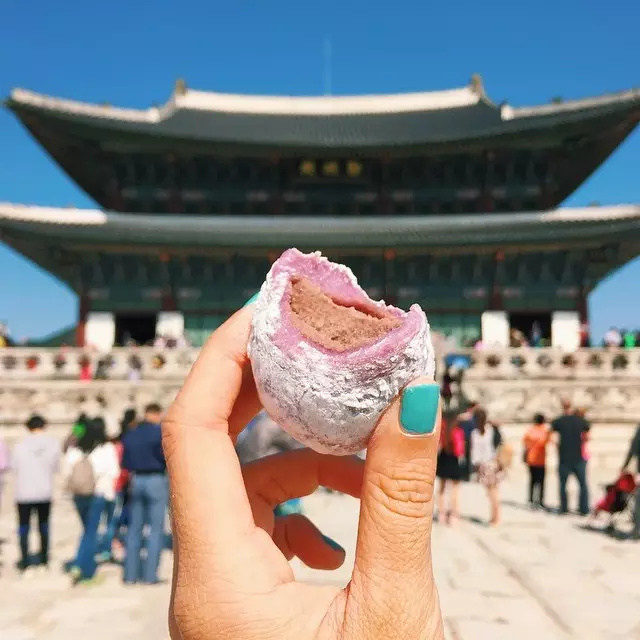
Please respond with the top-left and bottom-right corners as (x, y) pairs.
(592, 472), (636, 531)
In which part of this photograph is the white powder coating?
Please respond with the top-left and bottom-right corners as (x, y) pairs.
(248, 250), (435, 455)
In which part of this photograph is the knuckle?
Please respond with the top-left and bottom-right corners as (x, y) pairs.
(367, 458), (435, 519)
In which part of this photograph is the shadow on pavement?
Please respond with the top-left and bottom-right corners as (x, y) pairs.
(576, 522), (634, 541)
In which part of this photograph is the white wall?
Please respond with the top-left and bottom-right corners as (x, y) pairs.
(156, 311), (184, 339)
(85, 312), (115, 352)
(552, 311), (580, 351)
(481, 310), (509, 347)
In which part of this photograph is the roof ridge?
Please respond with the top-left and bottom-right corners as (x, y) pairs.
(504, 87), (640, 119)
(8, 88), (158, 122)
(8, 84), (486, 118)
(176, 85), (480, 115)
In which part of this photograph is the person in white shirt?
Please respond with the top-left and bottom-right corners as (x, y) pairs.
(62, 417), (120, 584)
(10, 415), (60, 571)
(604, 327), (622, 348)
(470, 408), (504, 526)
(96, 411), (124, 561)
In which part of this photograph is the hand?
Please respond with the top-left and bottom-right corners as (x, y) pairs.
(163, 305), (444, 640)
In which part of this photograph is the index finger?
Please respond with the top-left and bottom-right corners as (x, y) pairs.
(166, 304), (261, 435)
(163, 307), (262, 574)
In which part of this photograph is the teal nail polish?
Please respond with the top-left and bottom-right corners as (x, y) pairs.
(400, 384), (439, 435)
(243, 292), (260, 307)
(322, 535), (344, 553)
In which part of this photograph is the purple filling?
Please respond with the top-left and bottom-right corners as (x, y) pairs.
(270, 249), (423, 365)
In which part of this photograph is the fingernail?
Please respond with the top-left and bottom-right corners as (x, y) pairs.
(243, 292), (260, 307)
(322, 534), (344, 553)
(400, 383), (439, 435)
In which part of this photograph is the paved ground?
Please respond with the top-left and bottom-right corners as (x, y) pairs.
(1, 443), (638, 639)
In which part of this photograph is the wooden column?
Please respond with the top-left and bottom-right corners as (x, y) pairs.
(160, 252), (176, 311)
(76, 294), (89, 347)
(383, 249), (396, 305)
(577, 286), (589, 325)
(489, 250), (504, 310)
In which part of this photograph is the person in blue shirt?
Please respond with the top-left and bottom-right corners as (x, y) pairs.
(121, 403), (167, 584)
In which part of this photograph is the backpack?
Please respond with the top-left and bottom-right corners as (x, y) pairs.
(67, 455), (96, 496)
(497, 442), (514, 470)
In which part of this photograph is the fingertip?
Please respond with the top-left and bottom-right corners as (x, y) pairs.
(370, 375), (441, 445)
(319, 535), (346, 570)
(399, 381), (440, 437)
(275, 514), (347, 571)
(321, 534), (345, 554)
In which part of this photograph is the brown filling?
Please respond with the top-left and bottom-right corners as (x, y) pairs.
(289, 276), (401, 352)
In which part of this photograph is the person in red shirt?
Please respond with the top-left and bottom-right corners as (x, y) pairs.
(435, 411), (465, 524)
(523, 413), (551, 508)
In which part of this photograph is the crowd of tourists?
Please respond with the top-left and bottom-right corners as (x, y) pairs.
(0, 404), (169, 584)
(0, 395), (639, 587)
(434, 398), (640, 538)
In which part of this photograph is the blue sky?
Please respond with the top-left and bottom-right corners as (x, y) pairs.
(1, 0), (638, 341)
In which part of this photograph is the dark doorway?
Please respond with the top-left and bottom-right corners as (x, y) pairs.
(115, 314), (157, 346)
(509, 312), (551, 346)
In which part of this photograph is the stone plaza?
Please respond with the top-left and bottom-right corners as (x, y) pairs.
(1, 423), (638, 640)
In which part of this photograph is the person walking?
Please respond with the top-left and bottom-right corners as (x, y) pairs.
(621, 423), (640, 540)
(470, 408), (503, 525)
(122, 403), (168, 584)
(99, 409), (137, 561)
(435, 411), (465, 524)
(10, 415), (60, 572)
(523, 413), (551, 509)
(63, 418), (120, 584)
(95, 412), (124, 562)
(552, 400), (590, 515)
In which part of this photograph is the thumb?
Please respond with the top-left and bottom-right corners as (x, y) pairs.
(346, 377), (443, 639)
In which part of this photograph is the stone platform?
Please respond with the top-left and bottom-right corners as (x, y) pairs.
(1, 440), (638, 640)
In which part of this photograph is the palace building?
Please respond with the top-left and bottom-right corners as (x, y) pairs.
(2, 77), (639, 348)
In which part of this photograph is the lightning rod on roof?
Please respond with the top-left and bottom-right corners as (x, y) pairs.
(323, 35), (333, 96)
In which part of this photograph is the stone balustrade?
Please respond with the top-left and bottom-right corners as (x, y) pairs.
(443, 348), (640, 423)
(0, 348), (198, 381)
(0, 347), (639, 426)
(448, 347), (640, 381)
(1, 346), (639, 381)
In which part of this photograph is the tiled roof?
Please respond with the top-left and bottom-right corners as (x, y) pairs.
(7, 82), (639, 147)
(1, 203), (639, 248)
